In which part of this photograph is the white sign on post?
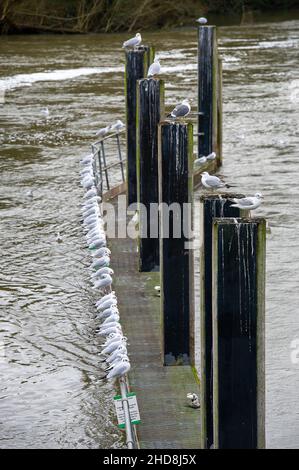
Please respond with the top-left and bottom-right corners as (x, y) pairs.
(113, 392), (141, 429)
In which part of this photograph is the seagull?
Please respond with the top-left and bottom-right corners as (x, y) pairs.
(201, 172), (230, 191)
(97, 306), (119, 321)
(194, 156), (207, 166)
(102, 313), (120, 325)
(95, 295), (116, 310)
(92, 267), (114, 280)
(167, 99), (191, 119)
(26, 189), (34, 198)
(96, 125), (111, 137)
(81, 176), (95, 189)
(104, 354), (129, 371)
(90, 255), (110, 270)
(91, 247), (111, 258)
(148, 57), (161, 78)
(105, 345), (128, 364)
(96, 299), (118, 312)
(56, 232), (62, 243)
(88, 237), (107, 249)
(41, 107), (49, 118)
(131, 212), (138, 225)
(93, 273), (113, 290)
(229, 193), (264, 211)
(106, 357), (131, 380)
(96, 291), (116, 306)
(84, 188), (98, 199)
(110, 120), (125, 133)
(196, 17), (208, 24)
(101, 337), (127, 356)
(83, 206), (99, 218)
(122, 33), (142, 49)
(187, 393), (200, 409)
(103, 334), (127, 348)
(97, 324), (122, 337)
(206, 152), (216, 161)
(80, 154), (94, 165)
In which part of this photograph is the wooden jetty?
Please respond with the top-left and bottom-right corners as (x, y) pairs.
(92, 20), (266, 450)
(109, 204), (201, 449)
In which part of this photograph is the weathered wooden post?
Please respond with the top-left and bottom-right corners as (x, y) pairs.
(197, 25), (220, 162)
(216, 58), (223, 165)
(125, 46), (154, 205)
(212, 218), (266, 449)
(199, 195), (249, 449)
(136, 78), (164, 271)
(158, 121), (194, 365)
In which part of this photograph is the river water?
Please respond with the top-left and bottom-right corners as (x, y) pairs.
(0, 13), (299, 449)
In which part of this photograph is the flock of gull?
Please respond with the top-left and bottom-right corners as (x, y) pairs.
(78, 17), (265, 387)
(80, 153), (130, 381)
(96, 23), (264, 213)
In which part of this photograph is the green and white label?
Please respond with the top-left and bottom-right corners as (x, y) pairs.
(113, 392), (141, 429)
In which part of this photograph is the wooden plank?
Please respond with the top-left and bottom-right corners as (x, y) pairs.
(108, 200), (201, 449)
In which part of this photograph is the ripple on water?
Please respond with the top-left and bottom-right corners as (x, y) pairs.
(0, 17), (299, 448)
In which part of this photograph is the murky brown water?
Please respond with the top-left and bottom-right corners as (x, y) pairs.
(0, 11), (299, 448)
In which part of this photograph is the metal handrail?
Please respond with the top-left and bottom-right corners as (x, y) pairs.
(119, 377), (137, 449)
(91, 130), (126, 197)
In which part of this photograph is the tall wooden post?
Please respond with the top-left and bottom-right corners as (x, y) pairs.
(212, 218), (266, 449)
(125, 46), (154, 205)
(216, 58), (223, 166)
(197, 25), (219, 160)
(137, 78), (164, 271)
(199, 195), (249, 449)
(158, 121), (194, 365)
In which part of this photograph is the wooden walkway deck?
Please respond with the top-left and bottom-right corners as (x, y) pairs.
(109, 201), (201, 449)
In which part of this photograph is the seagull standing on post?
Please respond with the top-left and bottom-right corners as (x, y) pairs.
(201, 171), (230, 191)
(196, 17), (208, 25)
(148, 57), (161, 78)
(122, 33), (142, 49)
(229, 193), (264, 211)
(167, 99), (191, 120)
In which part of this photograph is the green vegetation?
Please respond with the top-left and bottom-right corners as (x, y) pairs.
(0, 0), (297, 34)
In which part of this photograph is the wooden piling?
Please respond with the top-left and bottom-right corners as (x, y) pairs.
(212, 218), (266, 449)
(158, 121), (194, 366)
(197, 25), (219, 159)
(136, 78), (165, 272)
(125, 46), (154, 205)
(216, 58), (223, 166)
(199, 195), (249, 449)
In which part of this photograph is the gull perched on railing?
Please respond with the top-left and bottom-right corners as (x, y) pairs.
(122, 33), (142, 49)
(96, 125), (111, 137)
(110, 120), (125, 133)
(106, 357), (131, 381)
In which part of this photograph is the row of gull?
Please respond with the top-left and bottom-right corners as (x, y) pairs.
(121, 25), (264, 212)
(80, 153), (131, 381)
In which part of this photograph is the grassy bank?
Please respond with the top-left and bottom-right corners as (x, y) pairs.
(0, 0), (297, 34)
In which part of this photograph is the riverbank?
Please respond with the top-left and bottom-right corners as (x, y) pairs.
(0, 1), (298, 34)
